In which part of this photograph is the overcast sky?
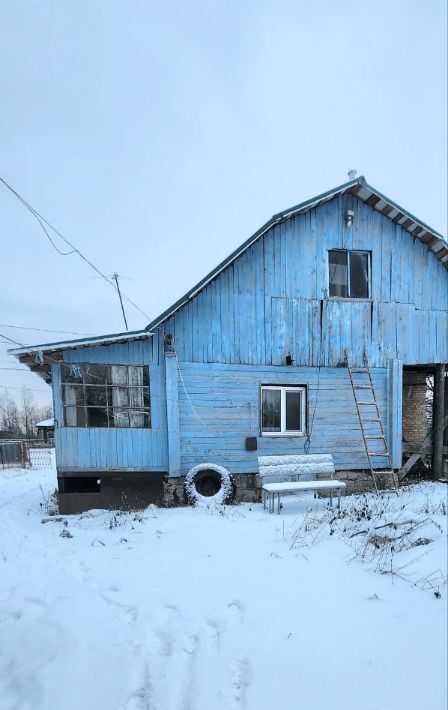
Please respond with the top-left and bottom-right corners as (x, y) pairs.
(1, 0), (446, 407)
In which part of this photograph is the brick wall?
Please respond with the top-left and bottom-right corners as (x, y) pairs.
(402, 371), (427, 444)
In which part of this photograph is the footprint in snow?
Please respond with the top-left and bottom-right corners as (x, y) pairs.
(227, 599), (245, 624)
(231, 657), (252, 707)
(124, 662), (153, 710)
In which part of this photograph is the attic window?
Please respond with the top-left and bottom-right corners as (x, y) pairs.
(328, 250), (370, 298)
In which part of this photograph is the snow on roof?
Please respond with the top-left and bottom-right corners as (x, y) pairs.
(35, 419), (54, 428)
(8, 329), (152, 357)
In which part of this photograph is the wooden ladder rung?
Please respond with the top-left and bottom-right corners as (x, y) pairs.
(353, 385), (374, 390)
(351, 369), (369, 373)
(361, 418), (381, 422)
(357, 401), (377, 406)
(367, 452), (387, 456)
(365, 435), (386, 440)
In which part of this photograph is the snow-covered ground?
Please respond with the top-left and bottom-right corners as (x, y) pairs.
(0, 463), (446, 710)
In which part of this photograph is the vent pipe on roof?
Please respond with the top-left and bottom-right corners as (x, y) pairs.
(347, 169), (357, 180)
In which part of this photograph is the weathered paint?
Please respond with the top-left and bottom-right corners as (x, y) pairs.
(176, 362), (389, 474)
(50, 191), (447, 478)
(160, 195), (447, 368)
(53, 339), (168, 472)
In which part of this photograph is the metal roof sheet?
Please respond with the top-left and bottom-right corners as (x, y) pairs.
(8, 329), (152, 357)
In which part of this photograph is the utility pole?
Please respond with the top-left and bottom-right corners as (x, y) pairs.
(112, 273), (128, 331)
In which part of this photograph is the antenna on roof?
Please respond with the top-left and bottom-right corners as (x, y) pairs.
(348, 169), (357, 180)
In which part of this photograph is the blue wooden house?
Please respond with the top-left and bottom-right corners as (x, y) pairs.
(11, 176), (448, 513)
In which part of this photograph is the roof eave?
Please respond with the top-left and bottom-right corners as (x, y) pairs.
(8, 329), (152, 358)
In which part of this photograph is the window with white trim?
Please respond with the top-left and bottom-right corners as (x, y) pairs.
(61, 363), (150, 428)
(260, 385), (306, 436)
(328, 249), (370, 298)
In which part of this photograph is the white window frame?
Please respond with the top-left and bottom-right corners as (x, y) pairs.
(260, 385), (307, 437)
(328, 249), (371, 299)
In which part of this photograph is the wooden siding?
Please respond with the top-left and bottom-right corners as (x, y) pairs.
(177, 363), (389, 474)
(53, 339), (168, 472)
(52, 192), (446, 476)
(160, 194), (447, 367)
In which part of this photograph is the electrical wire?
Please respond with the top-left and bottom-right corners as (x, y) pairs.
(0, 324), (93, 336)
(0, 367), (29, 372)
(0, 384), (50, 393)
(0, 176), (151, 322)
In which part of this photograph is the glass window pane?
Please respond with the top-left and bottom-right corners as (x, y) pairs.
(64, 406), (86, 427)
(111, 365), (128, 386)
(111, 409), (130, 428)
(63, 384), (85, 405)
(349, 252), (369, 298)
(111, 386), (129, 407)
(61, 363), (84, 383)
(129, 409), (145, 428)
(329, 250), (348, 297)
(129, 366), (144, 386)
(285, 391), (302, 431)
(129, 386), (143, 408)
(262, 389), (281, 432)
(83, 363), (110, 385)
(85, 385), (107, 406)
(64, 405), (76, 427)
(86, 407), (108, 427)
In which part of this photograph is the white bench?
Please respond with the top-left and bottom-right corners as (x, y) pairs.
(258, 454), (346, 514)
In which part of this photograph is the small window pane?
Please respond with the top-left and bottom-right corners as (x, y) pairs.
(350, 252), (369, 298)
(262, 389), (281, 432)
(129, 410), (146, 428)
(64, 406), (86, 427)
(85, 385), (107, 406)
(111, 366), (128, 386)
(84, 364), (110, 385)
(329, 251), (348, 297)
(61, 363), (84, 383)
(63, 405), (76, 427)
(129, 387), (144, 408)
(111, 409), (130, 428)
(129, 367), (144, 386)
(86, 407), (108, 427)
(285, 391), (302, 431)
(111, 387), (129, 407)
(63, 384), (85, 406)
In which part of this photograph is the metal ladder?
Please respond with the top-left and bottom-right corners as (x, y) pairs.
(345, 350), (397, 494)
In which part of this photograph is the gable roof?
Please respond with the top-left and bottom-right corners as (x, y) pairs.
(146, 176), (448, 333)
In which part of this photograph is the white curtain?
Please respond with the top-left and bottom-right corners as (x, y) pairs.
(110, 366), (145, 427)
(129, 367), (145, 427)
(64, 385), (77, 426)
